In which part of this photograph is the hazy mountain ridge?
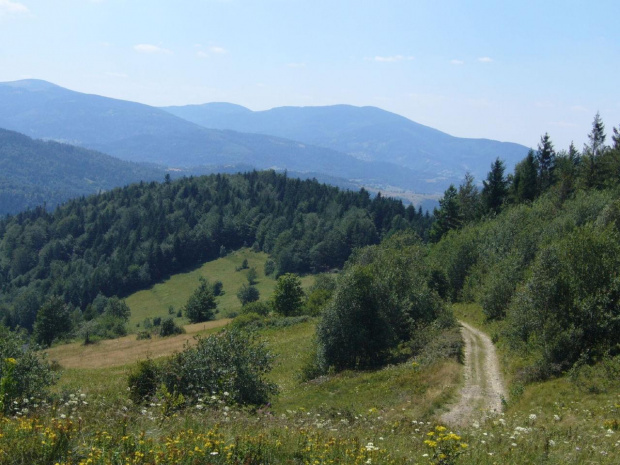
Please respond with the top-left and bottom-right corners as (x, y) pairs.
(0, 80), (432, 192)
(164, 103), (529, 185)
(0, 128), (165, 214)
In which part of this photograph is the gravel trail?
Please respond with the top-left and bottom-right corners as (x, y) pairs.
(440, 321), (506, 426)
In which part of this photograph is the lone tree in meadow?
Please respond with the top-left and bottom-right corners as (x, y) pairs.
(33, 296), (72, 347)
(184, 278), (217, 323)
(273, 273), (304, 316)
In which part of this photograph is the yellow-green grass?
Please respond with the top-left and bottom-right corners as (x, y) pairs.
(261, 320), (461, 421)
(125, 249), (272, 328)
(125, 249), (316, 330)
(46, 319), (231, 370)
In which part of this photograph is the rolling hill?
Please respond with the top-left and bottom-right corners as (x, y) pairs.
(0, 128), (165, 214)
(0, 80), (430, 192)
(164, 103), (530, 188)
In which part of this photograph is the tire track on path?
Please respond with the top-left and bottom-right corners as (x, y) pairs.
(440, 321), (506, 426)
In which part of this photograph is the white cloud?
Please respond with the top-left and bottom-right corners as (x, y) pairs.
(133, 44), (172, 54)
(450, 59), (464, 65)
(208, 46), (227, 54)
(196, 51), (209, 58)
(367, 55), (414, 63)
(0, 0), (28, 16)
(478, 56), (493, 63)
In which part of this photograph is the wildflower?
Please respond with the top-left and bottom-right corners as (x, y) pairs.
(529, 414), (537, 422)
(554, 414), (561, 421)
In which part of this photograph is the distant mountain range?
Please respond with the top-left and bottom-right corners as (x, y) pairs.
(163, 103), (530, 187)
(0, 128), (164, 214)
(0, 79), (530, 202)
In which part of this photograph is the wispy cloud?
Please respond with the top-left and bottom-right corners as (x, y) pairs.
(367, 55), (414, 63)
(106, 72), (128, 78)
(208, 46), (227, 54)
(450, 59), (464, 65)
(0, 0), (29, 16)
(477, 56), (493, 63)
(133, 44), (172, 54)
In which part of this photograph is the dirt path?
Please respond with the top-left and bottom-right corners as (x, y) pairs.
(440, 321), (506, 426)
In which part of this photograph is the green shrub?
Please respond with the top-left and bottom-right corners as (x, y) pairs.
(231, 312), (265, 330)
(0, 326), (57, 413)
(159, 318), (185, 337)
(136, 330), (151, 340)
(237, 284), (260, 306)
(240, 301), (271, 316)
(159, 328), (277, 406)
(127, 359), (160, 404)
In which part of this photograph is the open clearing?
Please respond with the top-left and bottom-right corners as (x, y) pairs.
(46, 319), (231, 369)
(440, 321), (505, 426)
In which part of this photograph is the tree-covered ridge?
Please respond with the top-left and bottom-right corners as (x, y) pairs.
(0, 128), (165, 215)
(0, 171), (431, 331)
(429, 114), (620, 379)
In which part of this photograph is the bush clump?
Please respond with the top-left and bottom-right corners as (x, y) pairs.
(128, 328), (277, 407)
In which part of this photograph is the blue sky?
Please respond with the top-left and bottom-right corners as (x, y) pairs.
(1, 0), (619, 151)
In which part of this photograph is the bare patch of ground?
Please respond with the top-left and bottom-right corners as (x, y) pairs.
(440, 321), (505, 426)
(46, 319), (231, 369)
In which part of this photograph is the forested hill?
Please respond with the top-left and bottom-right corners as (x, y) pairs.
(0, 128), (165, 215)
(0, 171), (431, 331)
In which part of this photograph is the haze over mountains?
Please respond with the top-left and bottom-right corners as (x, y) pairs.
(164, 103), (529, 186)
(0, 128), (165, 214)
(0, 79), (530, 208)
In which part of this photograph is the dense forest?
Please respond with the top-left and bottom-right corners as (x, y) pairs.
(0, 128), (165, 215)
(0, 170), (431, 336)
(427, 114), (620, 379)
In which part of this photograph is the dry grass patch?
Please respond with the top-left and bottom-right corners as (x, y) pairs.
(47, 319), (231, 369)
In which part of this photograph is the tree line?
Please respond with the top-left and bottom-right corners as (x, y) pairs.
(0, 170), (431, 340)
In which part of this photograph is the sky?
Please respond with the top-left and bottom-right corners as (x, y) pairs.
(1, 0), (619, 151)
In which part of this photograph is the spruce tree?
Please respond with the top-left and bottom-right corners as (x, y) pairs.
(536, 133), (556, 191)
(482, 158), (508, 214)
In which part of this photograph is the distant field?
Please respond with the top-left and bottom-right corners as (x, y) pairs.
(46, 319), (231, 369)
(125, 249), (315, 330)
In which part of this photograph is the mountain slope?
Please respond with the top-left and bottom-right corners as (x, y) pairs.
(164, 103), (529, 186)
(0, 80), (429, 191)
(0, 128), (164, 214)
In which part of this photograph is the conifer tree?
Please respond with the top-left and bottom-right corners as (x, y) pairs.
(482, 158), (508, 214)
(536, 133), (556, 191)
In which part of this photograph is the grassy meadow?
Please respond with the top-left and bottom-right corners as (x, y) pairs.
(125, 248), (314, 329)
(3, 263), (620, 463)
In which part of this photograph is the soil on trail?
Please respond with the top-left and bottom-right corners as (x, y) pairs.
(440, 321), (506, 426)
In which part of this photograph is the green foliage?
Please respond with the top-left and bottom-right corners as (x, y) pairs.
(159, 317), (185, 337)
(482, 157), (508, 214)
(33, 296), (72, 347)
(183, 278), (217, 323)
(317, 232), (450, 372)
(246, 267), (258, 285)
(430, 184), (461, 241)
(104, 297), (131, 321)
(0, 171), (428, 344)
(239, 300), (271, 317)
(273, 274), (305, 316)
(506, 223), (620, 373)
(161, 328), (277, 406)
(263, 259), (276, 276)
(236, 284), (260, 306)
(127, 358), (160, 404)
(0, 326), (57, 413)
